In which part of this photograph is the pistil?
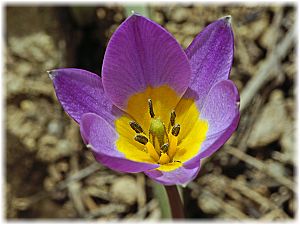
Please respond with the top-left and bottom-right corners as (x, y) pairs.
(149, 117), (166, 147)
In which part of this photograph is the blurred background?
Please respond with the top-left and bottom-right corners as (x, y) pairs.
(5, 4), (296, 220)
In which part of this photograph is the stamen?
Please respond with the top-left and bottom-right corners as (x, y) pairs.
(171, 124), (180, 137)
(168, 124), (180, 159)
(146, 142), (160, 161)
(129, 121), (144, 133)
(134, 134), (159, 161)
(163, 122), (170, 144)
(168, 134), (178, 159)
(170, 110), (176, 127)
(160, 143), (169, 153)
(130, 99), (182, 165)
(134, 134), (148, 145)
(148, 99), (155, 118)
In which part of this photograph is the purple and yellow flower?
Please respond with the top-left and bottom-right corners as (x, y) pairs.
(49, 14), (240, 186)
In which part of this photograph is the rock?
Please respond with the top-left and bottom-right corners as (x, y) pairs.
(37, 136), (77, 162)
(111, 176), (138, 205)
(171, 8), (188, 22)
(198, 192), (221, 214)
(280, 118), (294, 163)
(47, 120), (63, 136)
(6, 32), (62, 97)
(248, 90), (287, 148)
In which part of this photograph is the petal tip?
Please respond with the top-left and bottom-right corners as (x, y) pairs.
(130, 10), (141, 16)
(128, 12), (143, 20)
(220, 15), (232, 25)
(236, 100), (240, 109)
(47, 70), (56, 80)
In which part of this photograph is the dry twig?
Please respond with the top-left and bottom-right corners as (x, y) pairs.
(225, 146), (295, 191)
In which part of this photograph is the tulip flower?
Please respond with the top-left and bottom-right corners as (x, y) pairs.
(49, 14), (240, 187)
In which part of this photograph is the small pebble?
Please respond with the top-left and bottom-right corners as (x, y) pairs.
(111, 176), (138, 205)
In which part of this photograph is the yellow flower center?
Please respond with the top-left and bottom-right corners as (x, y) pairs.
(115, 85), (209, 172)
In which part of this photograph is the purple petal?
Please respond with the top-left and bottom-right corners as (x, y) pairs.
(198, 80), (240, 159)
(102, 14), (191, 110)
(50, 68), (120, 124)
(80, 113), (158, 173)
(145, 163), (201, 186)
(185, 16), (234, 107)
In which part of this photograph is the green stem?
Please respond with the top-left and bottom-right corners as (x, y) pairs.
(165, 185), (185, 219)
(152, 182), (171, 218)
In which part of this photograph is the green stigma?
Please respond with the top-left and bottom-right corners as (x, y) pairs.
(149, 117), (166, 146)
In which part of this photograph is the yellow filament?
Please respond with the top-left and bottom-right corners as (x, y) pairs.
(159, 153), (170, 164)
(168, 132), (178, 159)
(146, 142), (159, 161)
